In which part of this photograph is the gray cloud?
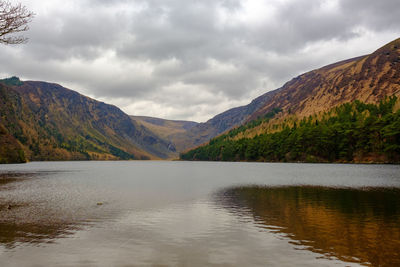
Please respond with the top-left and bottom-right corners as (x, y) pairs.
(0, 0), (399, 121)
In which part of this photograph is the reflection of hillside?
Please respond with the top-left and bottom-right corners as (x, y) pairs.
(0, 221), (79, 249)
(0, 172), (87, 248)
(216, 186), (400, 266)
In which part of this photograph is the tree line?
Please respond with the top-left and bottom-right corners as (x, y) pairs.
(180, 97), (400, 163)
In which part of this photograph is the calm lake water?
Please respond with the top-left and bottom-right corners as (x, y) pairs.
(0, 161), (399, 266)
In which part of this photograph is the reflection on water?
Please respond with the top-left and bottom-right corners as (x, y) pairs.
(216, 186), (400, 266)
(0, 162), (399, 266)
(0, 172), (36, 186)
(0, 171), (114, 248)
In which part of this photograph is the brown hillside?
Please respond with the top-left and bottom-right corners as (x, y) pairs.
(131, 116), (198, 156)
(177, 38), (400, 152)
(0, 79), (177, 162)
(250, 38), (400, 120)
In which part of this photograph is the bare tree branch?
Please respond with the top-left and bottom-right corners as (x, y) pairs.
(0, 1), (34, 45)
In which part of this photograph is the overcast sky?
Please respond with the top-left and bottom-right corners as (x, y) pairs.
(1, 0), (400, 122)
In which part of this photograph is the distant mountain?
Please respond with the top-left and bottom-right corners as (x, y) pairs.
(174, 90), (278, 151)
(179, 38), (400, 152)
(0, 78), (177, 162)
(131, 116), (198, 152)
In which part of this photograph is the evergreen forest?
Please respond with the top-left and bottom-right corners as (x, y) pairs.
(180, 97), (400, 163)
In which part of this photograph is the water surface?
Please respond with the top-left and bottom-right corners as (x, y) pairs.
(0, 161), (399, 266)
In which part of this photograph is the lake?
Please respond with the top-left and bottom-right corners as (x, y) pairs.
(0, 161), (399, 266)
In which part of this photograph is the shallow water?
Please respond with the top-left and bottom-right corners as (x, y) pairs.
(0, 161), (399, 266)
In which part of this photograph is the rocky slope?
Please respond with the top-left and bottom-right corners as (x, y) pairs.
(0, 77), (176, 162)
(250, 38), (400, 120)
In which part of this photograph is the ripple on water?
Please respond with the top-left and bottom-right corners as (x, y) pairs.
(0, 161), (399, 266)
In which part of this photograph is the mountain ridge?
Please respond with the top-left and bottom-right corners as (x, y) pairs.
(249, 38), (400, 121)
(1, 38), (400, 163)
(177, 38), (400, 152)
(0, 78), (179, 162)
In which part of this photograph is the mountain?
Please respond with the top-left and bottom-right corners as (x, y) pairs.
(174, 90), (278, 151)
(181, 38), (400, 163)
(179, 38), (400, 152)
(249, 38), (400, 120)
(131, 116), (198, 151)
(181, 97), (400, 163)
(0, 77), (177, 162)
(2, 38), (400, 163)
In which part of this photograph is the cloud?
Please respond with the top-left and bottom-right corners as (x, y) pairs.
(0, 0), (399, 122)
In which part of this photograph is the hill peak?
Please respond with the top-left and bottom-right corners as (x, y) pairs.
(0, 76), (23, 86)
(372, 38), (400, 55)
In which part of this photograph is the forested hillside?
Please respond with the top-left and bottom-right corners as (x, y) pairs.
(176, 38), (400, 151)
(181, 97), (400, 163)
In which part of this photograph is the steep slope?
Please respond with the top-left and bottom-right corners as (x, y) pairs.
(181, 98), (400, 163)
(0, 86), (26, 163)
(181, 38), (400, 163)
(0, 124), (26, 163)
(250, 38), (400, 120)
(180, 38), (400, 152)
(0, 78), (176, 161)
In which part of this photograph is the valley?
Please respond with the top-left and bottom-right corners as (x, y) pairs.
(1, 38), (400, 163)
